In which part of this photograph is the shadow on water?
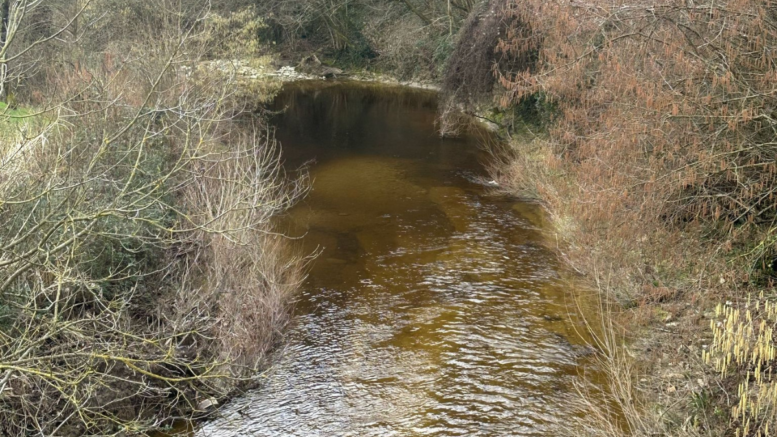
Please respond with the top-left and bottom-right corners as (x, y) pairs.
(178, 81), (604, 436)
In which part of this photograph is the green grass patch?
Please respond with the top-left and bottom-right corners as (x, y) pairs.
(0, 101), (34, 136)
(0, 101), (51, 139)
(0, 101), (32, 119)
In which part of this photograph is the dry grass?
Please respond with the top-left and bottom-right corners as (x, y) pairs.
(495, 131), (720, 437)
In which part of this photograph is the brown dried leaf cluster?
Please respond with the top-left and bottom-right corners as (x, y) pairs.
(492, 0), (777, 435)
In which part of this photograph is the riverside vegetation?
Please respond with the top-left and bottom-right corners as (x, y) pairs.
(486, 2), (777, 436)
(0, 1), (306, 435)
(2, 0), (777, 436)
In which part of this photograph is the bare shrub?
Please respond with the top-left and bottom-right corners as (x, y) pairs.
(0, 1), (305, 435)
(442, 0), (538, 109)
(436, 95), (471, 137)
(253, 0), (482, 80)
(497, 0), (777, 263)
(567, 281), (667, 437)
(365, 10), (456, 80)
(181, 132), (308, 373)
(491, 0), (777, 435)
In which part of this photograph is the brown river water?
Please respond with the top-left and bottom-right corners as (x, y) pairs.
(193, 82), (600, 436)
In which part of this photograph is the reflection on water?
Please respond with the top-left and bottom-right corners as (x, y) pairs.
(197, 82), (596, 436)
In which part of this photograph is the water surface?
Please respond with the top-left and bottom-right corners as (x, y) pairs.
(198, 82), (595, 436)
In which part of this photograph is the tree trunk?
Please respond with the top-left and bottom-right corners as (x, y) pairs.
(0, 0), (9, 100)
(0, 0), (9, 44)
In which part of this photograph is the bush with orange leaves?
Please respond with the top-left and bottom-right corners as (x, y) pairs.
(488, 0), (777, 435)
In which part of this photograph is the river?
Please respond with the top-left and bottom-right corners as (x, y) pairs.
(196, 81), (598, 436)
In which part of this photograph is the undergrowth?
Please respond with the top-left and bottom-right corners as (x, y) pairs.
(0, 2), (306, 435)
(480, 0), (777, 435)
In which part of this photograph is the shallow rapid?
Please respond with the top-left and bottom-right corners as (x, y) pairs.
(197, 82), (596, 436)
